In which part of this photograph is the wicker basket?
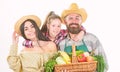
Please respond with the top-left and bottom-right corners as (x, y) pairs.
(54, 61), (97, 72)
(54, 45), (97, 72)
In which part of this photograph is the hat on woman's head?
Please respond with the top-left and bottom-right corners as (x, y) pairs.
(14, 15), (41, 35)
(61, 3), (87, 23)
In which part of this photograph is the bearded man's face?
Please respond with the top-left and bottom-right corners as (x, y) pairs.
(67, 23), (80, 34)
(64, 13), (82, 34)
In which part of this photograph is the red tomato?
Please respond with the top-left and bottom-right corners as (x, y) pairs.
(77, 54), (87, 62)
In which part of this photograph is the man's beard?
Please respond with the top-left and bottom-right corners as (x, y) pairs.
(67, 23), (81, 34)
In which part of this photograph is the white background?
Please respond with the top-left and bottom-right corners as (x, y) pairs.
(0, 0), (120, 72)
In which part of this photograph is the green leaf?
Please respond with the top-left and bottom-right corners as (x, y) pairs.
(44, 53), (59, 72)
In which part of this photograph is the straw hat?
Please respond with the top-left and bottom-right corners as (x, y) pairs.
(14, 15), (41, 35)
(61, 3), (87, 23)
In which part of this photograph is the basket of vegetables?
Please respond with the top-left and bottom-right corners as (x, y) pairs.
(45, 45), (106, 72)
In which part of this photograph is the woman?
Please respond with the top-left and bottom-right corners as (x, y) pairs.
(7, 15), (57, 72)
(23, 11), (85, 49)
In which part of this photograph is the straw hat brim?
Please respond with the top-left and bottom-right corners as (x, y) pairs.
(61, 8), (87, 23)
(14, 15), (41, 35)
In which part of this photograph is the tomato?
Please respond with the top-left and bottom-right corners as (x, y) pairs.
(77, 53), (87, 62)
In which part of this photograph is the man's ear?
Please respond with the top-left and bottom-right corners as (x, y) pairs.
(64, 20), (67, 24)
(62, 18), (66, 24)
(47, 23), (49, 30)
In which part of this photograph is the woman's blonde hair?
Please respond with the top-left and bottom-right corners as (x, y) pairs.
(41, 11), (63, 33)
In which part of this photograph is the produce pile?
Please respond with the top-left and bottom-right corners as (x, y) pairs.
(44, 50), (106, 72)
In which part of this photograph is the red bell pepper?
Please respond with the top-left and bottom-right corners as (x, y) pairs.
(77, 53), (87, 62)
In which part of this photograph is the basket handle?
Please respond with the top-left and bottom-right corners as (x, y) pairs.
(72, 44), (78, 63)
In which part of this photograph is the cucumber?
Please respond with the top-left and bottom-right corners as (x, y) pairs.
(95, 55), (106, 72)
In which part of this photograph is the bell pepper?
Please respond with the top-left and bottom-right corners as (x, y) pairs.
(77, 53), (87, 62)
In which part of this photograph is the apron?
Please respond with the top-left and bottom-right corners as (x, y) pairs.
(64, 39), (89, 54)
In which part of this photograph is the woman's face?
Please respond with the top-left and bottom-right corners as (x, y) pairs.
(24, 21), (36, 40)
(47, 19), (61, 38)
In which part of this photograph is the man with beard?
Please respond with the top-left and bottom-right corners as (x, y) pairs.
(58, 3), (108, 72)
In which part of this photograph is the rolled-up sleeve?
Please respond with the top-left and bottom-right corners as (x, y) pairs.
(7, 44), (22, 72)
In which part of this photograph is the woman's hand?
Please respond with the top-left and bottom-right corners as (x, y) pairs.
(12, 31), (19, 45)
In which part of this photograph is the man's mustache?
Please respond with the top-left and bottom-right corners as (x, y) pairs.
(69, 23), (79, 26)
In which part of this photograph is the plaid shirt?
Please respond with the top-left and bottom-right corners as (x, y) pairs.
(23, 26), (85, 48)
(44, 30), (67, 45)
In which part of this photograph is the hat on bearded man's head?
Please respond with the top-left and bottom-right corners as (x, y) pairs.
(61, 3), (87, 23)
